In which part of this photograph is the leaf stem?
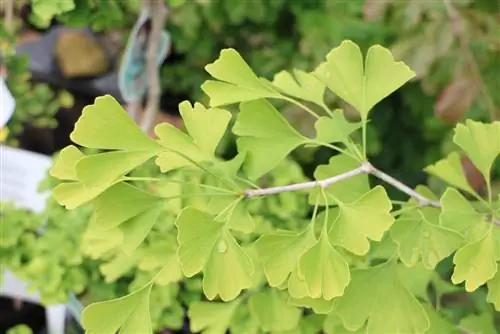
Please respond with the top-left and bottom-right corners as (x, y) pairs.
(311, 140), (361, 162)
(282, 96), (320, 119)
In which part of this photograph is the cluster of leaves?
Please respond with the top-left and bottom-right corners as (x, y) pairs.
(0, 22), (70, 146)
(48, 41), (500, 333)
(29, 0), (499, 196)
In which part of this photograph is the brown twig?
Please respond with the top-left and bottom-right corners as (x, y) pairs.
(442, 0), (499, 120)
(140, 0), (168, 133)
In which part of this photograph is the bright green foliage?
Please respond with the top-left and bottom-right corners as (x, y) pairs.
(40, 40), (500, 334)
(313, 40), (415, 119)
(202, 49), (282, 107)
(329, 186), (394, 255)
(31, 0), (75, 23)
(272, 69), (326, 108)
(249, 290), (301, 331)
(233, 99), (308, 179)
(424, 152), (476, 196)
(453, 120), (500, 184)
(334, 261), (430, 333)
(487, 271), (500, 310)
(81, 281), (153, 334)
(391, 187), (463, 269)
(459, 313), (497, 334)
(6, 324), (33, 334)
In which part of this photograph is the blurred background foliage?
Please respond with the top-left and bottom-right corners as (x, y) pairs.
(6, 0), (498, 198)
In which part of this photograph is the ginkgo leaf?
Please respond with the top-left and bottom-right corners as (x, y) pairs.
(272, 69), (326, 107)
(334, 261), (430, 333)
(50, 145), (84, 180)
(188, 300), (240, 334)
(249, 289), (301, 332)
(440, 188), (490, 242)
(175, 208), (224, 276)
(452, 230), (499, 292)
(90, 182), (163, 232)
(119, 204), (163, 254)
(81, 227), (123, 259)
(297, 229), (350, 300)
(52, 181), (110, 210)
(390, 208), (463, 269)
(254, 227), (316, 287)
(202, 49), (281, 107)
(288, 296), (335, 314)
(76, 150), (158, 187)
(487, 269), (500, 311)
(233, 99), (308, 179)
(309, 154), (369, 205)
(459, 313), (496, 334)
(206, 196), (255, 233)
(329, 186), (394, 255)
(314, 110), (362, 144)
(453, 120), (500, 181)
(203, 229), (254, 301)
(100, 251), (140, 283)
(313, 40), (415, 118)
(179, 101), (232, 156)
(421, 303), (457, 334)
(81, 282), (153, 334)
(138, 241), (177, 271)
(287, 267), (310, 299)
(425, 152), (475, 195)
(70, 95), (161, 151)
(324, 314), (364, 334)
(397, 263), (433, 301)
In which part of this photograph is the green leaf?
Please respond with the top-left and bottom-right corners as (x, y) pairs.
(179, 101), (232, 155)
(50, 145), (84, 180)
(6, 324), (33, 334)
(314, 110), (362, 144)
(334, 261), (430, 333)
(76, 151), (157, 187)
(81, 282), (153, 334)
(421, 303), (458, 334)
(254, 227), (316, 287)
(70, 95), (160, 151)
(487, 269), (500, 311)
(233, 99), (308, 179)
(81, 228), (123, 259)
(314, 40), (415, 118)
(425, 152), (475, 195)
(203, 229), (254, 301)
(288, 296), (335, 315)
(202, 49), (281, 107)
(176, 208), (254, 300)
(188, 300), (240, 334)
(329, 186), (394, 255)
(390, 205), (463, 269)
(459, 313), (496, 334)
(440, 188), (489, 242)
(32, 0), (75, 21)
(249, 289), (301, 332)
(324, 314), (363, 334)
(272, 69), (326, 107)
(176, 208), (224, 276)
(397, 264), (433, 301)
(90, 182), (163, 232)
(297, 229), (350, 300)
(309, 154), (369, 205)
(453, 120), (500, 181)
(119, 204), (163, 254)
(100, 251), (139, 283)
(52, 181), (110, 210)
(452, 229), (499, 292)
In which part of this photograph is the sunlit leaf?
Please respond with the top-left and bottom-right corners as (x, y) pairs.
(459, 313), (496, 334)
(425, 152), (475, 196)
(288, 296), (335, 314)
(421, 303), (458, 334)
(50, 145), (84, 180)
(314, 110), (362, 144)
(334, 261), (430, 333)
(487, 269), (500, 311)
(272, 69), (326, 107)
(202, 49), (281, 107)
(81, 282), (153, 334)
(453, 120), (500, 181)
(188, 300), (240, 334)
(70, 95), (160, 151)
(233, 99), (308, 179)
(329, 186), (394, 255)
(297, 229), (350, 300)
(314, 40), (415, 118)
(254, 227), (316, 287)
(249, 289), (301, 332)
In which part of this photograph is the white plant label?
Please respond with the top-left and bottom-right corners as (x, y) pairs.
(0, 78), (15, 128)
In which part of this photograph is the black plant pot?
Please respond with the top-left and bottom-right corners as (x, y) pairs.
(0, 297), (46, 334)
